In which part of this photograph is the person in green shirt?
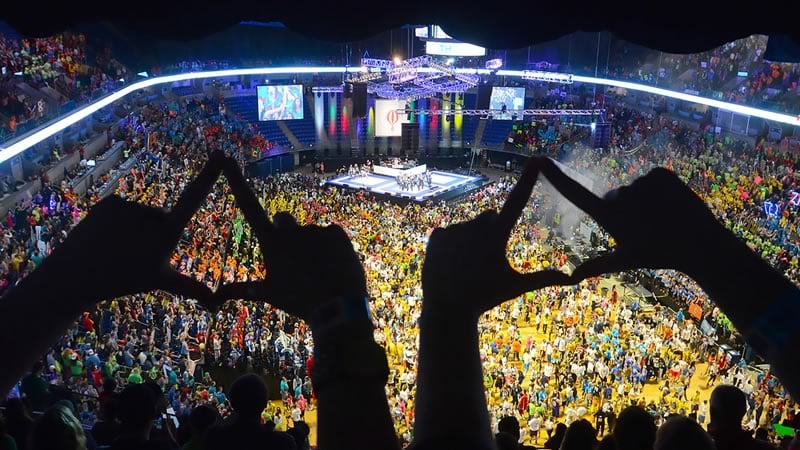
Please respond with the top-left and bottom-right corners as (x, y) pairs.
(68, 355), (83, 378)
(127, 367), (143, 384)
(102, 360), (117, 379)
(261, 408), (272, 425)
(148, 366), (159, 381)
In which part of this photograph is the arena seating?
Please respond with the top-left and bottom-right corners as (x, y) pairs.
(0, 31), (132, 144)
(259, 121), (291, 148)
(602, 34), (800, 113)
(171, 85), (203, 97)
(460, 116), (479, 145)
(482, 119), (515, 145)
(280, 100), (316, 146)
(223, 95), (291, 147)
(3, 66), (800, 450)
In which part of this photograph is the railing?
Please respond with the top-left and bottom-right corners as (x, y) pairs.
(3, 65), (800, 166)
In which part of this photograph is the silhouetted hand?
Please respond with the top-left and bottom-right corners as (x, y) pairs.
(207, 158), (367, 320)
(41, 151), (226, 309)
(533, 157), (733, 283)
(422, 162), (571, 317)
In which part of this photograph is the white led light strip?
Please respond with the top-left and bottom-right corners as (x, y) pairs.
(0, 67), (365, 164)
(1, 65), (798, 164)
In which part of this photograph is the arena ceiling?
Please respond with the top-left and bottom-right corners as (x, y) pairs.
(4, 0), (800, 61)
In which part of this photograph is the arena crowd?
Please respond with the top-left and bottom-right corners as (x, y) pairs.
(0, 88), (799, 450)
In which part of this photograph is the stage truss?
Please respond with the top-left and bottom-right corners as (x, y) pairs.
(399, 109), (605, 117)
(317, 55), (483, 101)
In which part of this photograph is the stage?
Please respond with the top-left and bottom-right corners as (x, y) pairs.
(326, 170), (484, 202)
(373, 162), (427, 178)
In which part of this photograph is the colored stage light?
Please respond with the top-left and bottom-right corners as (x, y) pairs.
(2, 65), (799, 165)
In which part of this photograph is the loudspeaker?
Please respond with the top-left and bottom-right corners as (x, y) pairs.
(477, 84), (492, 110)
(351, 83), (368, 118)
(401, 123), (420, 154)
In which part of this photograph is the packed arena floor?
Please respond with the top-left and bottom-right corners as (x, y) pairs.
(2, 92), (800, 450)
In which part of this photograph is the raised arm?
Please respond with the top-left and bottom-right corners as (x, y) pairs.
(533, 157), (800, 400)
(413, 164), (569, 450)
(211, 158), (398, 450)
(0, 151), (225, 395)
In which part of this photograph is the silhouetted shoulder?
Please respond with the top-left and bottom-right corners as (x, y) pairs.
(205, 420), (297, 450)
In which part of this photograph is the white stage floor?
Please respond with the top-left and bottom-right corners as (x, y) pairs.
(326, 170), (482, 202)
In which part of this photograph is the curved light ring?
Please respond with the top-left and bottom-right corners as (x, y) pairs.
(573, 75), (799, 125)
(1, 65), (797, 164)
(0, 66), (365, 164)
(495, 69), (800, 126)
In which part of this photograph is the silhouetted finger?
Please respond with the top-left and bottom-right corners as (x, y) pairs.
(213, 281), (272, 304)
(498, 160), (538, 236)
(222, 158), (274, 239)
(273, 212), (299, 229)
(536, 157), (609, 226)
(504, 270), (573, 299)
(166, 151), (225, 239)
(569, 252), (633, 283)
(157, 270), (215, 303)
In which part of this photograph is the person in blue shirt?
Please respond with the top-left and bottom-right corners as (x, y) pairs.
(279, 377), (289, 395)
(85, 349), (101, 370)
(583, 379), (593, 395)
(214, 386), (226, 404)
(168, 384), (178, 406)
(537, 389), (547, 403)
(122, 349), (134, 367)
(604, 385), (613, 399)
(182, 370), (194, 388)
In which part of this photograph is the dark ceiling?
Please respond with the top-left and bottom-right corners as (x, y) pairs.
(3, 0), (800, 60)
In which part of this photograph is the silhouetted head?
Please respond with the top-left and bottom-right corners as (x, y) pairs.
(597, 435), (617, 450)
(498, 416), (522, 441)
(709, 384), (747, 430)
(229, 374), (268, 420)
(102, 378), (117, 393)
(613, 406), (656, 450)
(654, 415), (714, 450)
(189, 404), (220, 436)
(31, 361), (44, 375)
(3, 398), (31, 421)
(496, 431), (520, 450)
(550, 422), (568, 446)
(288, 421), (311, 450)
(560, 419), (597, 450)
(117, 383), (159, 429)
(98, 394), (118, 421)
(30, 404), (87, 450)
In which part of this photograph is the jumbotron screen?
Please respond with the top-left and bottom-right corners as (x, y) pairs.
(257, 85), (304, 121)
(490, 86), (525, 119)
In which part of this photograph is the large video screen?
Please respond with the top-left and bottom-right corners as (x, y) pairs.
(257, 85), (304, 121)
(489, 87), (525, 119)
